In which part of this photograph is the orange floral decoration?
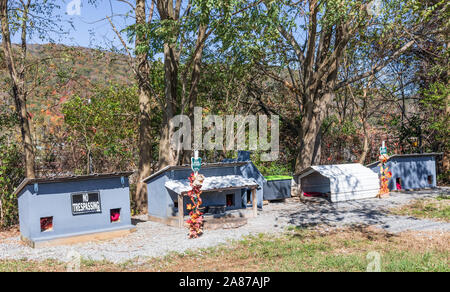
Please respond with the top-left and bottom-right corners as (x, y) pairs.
(186, 172), (205, 238)
(377, 154), (392, 198)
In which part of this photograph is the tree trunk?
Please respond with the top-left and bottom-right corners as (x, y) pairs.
(13, 86), (35, 178)
(359, 121), (370, 164)
(295, 92), (333, 173)
(158, 111), (176, 168)
(0, 0), (36, 179)
(187, 24), (207, 116)
(135, 0), (153, 212)
(295, 110), (322, 172)
(354, 86), (371, 165)
(157, 41), (178, 169)
(156, 0), (180, 169)
(0, 197), (3, 225)
(181, 24), (208, 165)
(443, 90), (450, 175)
(136, 85), (153, 212)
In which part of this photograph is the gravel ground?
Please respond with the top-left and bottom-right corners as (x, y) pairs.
(0, 187), (448, 264)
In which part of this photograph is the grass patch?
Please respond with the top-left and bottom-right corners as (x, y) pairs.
(143, 226), (449, 272)
(437, 194), (450, 201)
(391, 196), (450, 222)
(264, 175), (293, 181)
(0, 259), (66, 272)
(0, 226), (448, 272)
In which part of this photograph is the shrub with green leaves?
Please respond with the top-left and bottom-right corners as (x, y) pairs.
(62, 83), (141, 174)
(0, 112), (24, 228)
(0, 142), (24, 228)
(251, 151), (293, 177)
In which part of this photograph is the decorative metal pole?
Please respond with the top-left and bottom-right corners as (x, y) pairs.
(377, 141), (392, 198)
(186, 150), (205, 238)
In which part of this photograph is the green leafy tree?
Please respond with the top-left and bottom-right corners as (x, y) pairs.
(0, 0), (64, 179)
(121, 0), (265, 169)
(62, 84), (140, 174)
(223, 0), (416, 175)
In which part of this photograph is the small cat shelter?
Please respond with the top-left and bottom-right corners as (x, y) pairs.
(297, 163), (380, 202)
(143, 161), (265, 228)
(367, 153), (441, 191)
(13, 172), (135, 248)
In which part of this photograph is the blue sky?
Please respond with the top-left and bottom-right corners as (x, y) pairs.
(14, 0), (137, 50)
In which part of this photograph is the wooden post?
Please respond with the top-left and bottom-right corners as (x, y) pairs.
(251, 188), (257, 217)
(178, 194), (184, 228)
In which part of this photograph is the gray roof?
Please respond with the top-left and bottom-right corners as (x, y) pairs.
(12, 172), (134, 197)
(142, 161), (248, 182)
(366, 153), (443, 168)
(165, 175), (258, 195)
(298, 163), (376, 179)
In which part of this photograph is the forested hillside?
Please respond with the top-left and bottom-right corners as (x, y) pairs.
(1, 43), (134, 171)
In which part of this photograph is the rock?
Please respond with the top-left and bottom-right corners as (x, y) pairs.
(204, 218), (248, 230)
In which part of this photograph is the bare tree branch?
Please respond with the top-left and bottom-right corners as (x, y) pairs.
(334, 40), (415, 91)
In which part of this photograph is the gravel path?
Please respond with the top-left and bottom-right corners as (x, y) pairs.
(281, 188), (450, 233)
(0, 187), (448, 263)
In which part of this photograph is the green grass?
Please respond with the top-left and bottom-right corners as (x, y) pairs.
(436, 194), (450, 201)
(0, 259), (63, 272)
(223, 229), (448, 272)
(147, 227), (449, 272)
(264, 175), (293, 181)
(391, 196), (450, 222)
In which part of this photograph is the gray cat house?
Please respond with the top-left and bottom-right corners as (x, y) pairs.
(367, 153), (441, 191)
(13, 172), (135, 248)
(143, 161), (265, 228)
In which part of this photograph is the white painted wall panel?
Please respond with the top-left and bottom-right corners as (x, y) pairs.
(299, 163), (380, 202)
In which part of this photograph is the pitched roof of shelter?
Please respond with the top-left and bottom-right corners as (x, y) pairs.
(366, 153), (443, 168)
(12, 172), (134, 197)
(165, 175), (258, 195)
(297, 163), (376, 180)
(142, 161), (249, 182)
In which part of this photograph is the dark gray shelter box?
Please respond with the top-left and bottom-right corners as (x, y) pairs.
(143, 161), (265, 227)
(367, 153), (441, 191)
(263, 179), (292, 200)
(223, 151), (291, 201)
(14, 173), (135, 247)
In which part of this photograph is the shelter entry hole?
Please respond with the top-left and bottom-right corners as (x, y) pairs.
(226, 194), (234, 207)
(110, 208), (121, 223)
(427, 175), (433, 185)
(40, 216), (53, 232)
(246, 190), (252, 205)
(396, 178), (402, 190)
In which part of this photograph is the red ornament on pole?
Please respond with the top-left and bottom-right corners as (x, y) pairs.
(186, 172), (205, 238)
(377, 141), (391, 198)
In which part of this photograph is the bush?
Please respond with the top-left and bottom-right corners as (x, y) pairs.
(61, 83), (140, 174)
(0, 140), (24, 229)
(250, 151), (292, 176)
